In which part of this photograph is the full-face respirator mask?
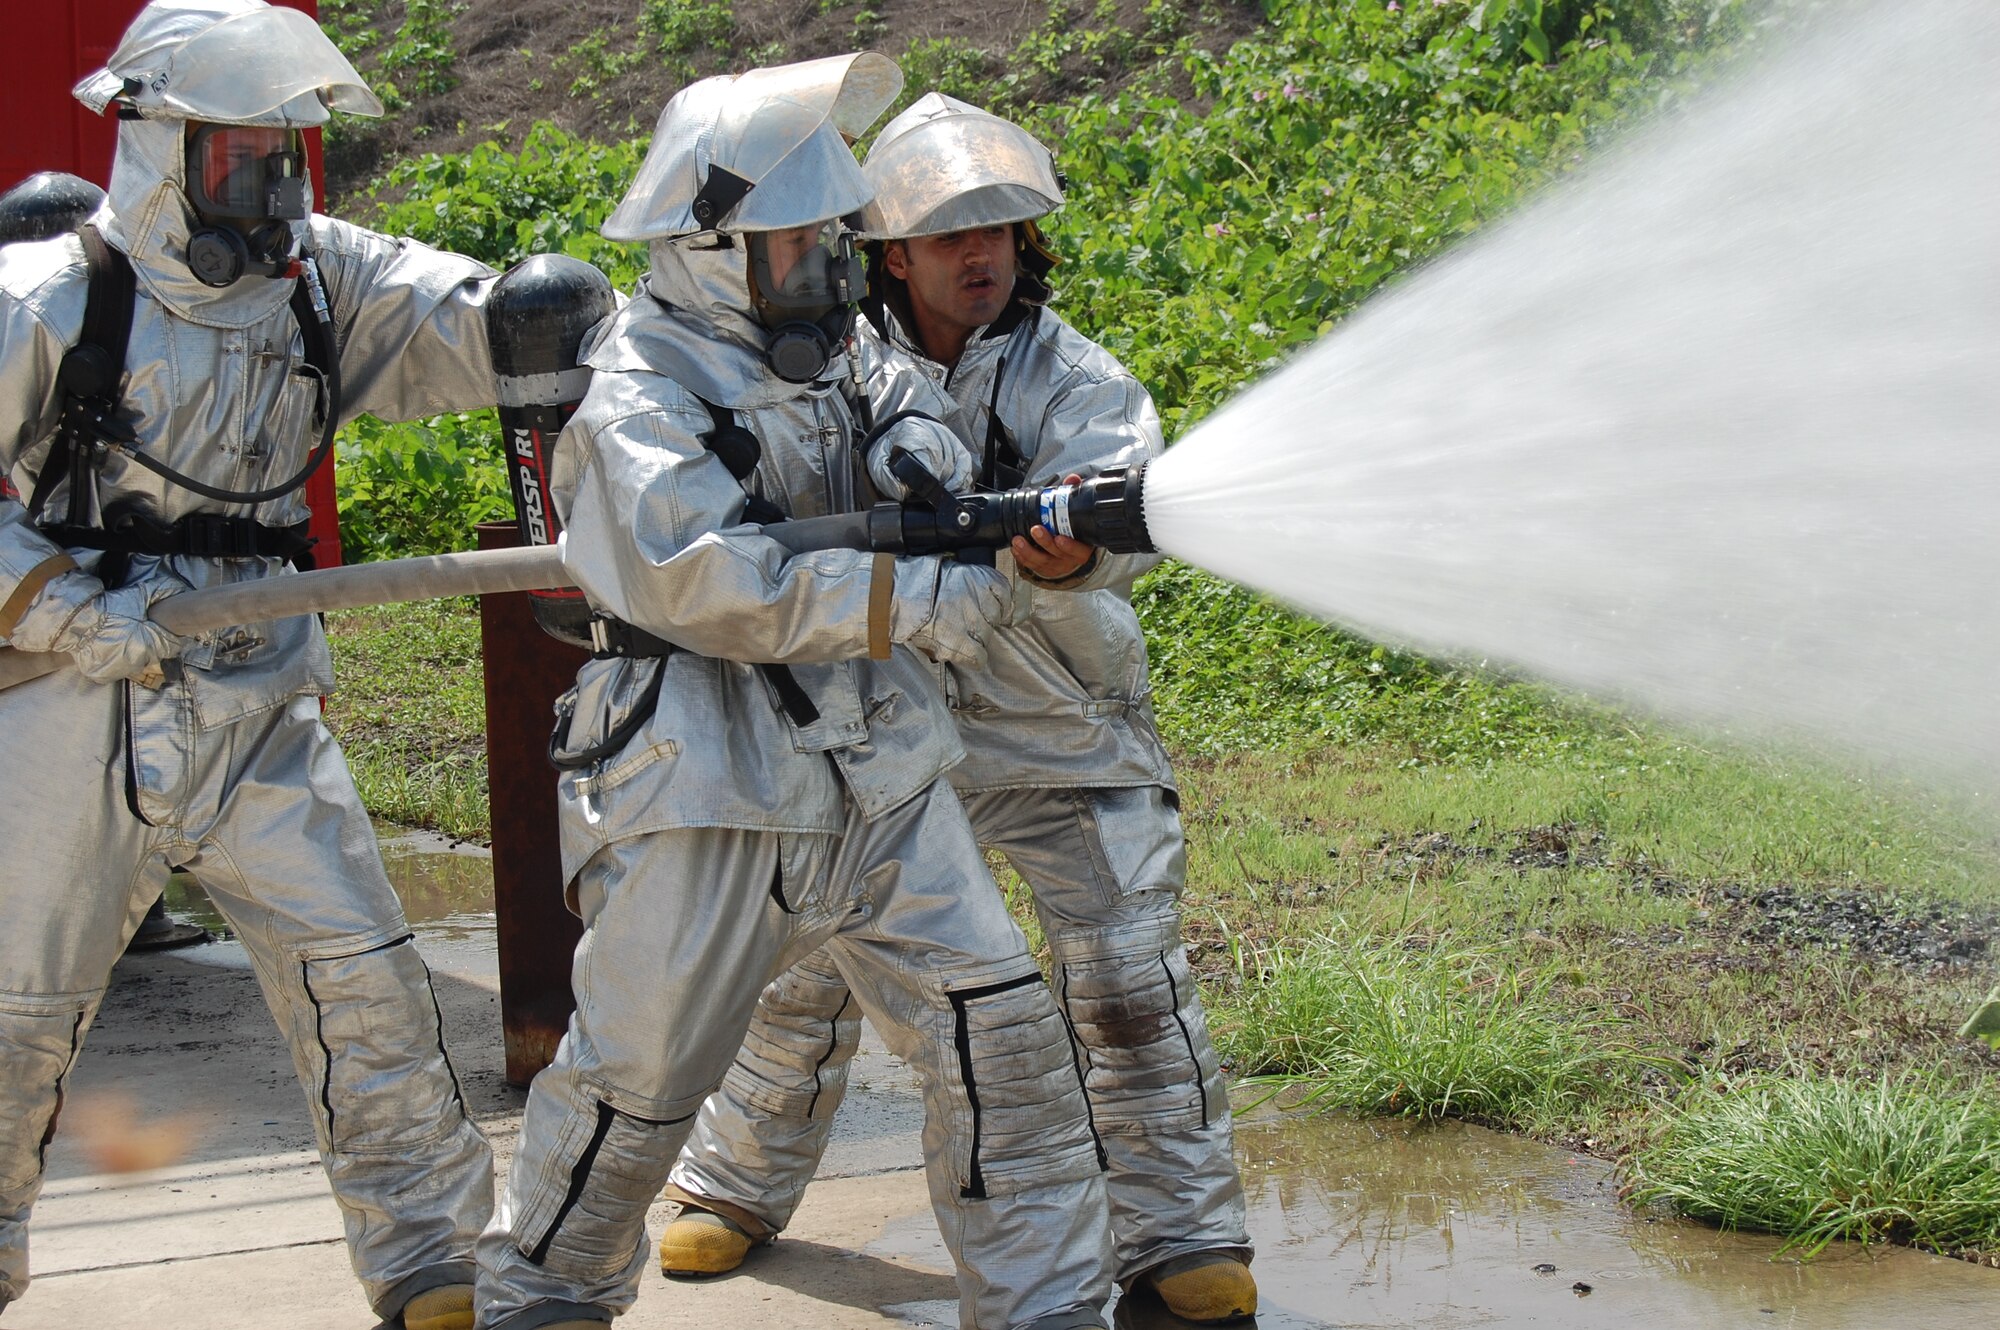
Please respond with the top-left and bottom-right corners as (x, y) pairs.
(182, 123), (307, 287)
(746, 221), (866, 384)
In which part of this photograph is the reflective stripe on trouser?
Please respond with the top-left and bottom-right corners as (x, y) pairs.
(668, 783), (1250, 1282)
(474, 779), (1110, 1330)
(0, 669), (491, 1318)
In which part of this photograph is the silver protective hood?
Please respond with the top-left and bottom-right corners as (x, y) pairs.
(857, 93), (1062, 240)
(73, 0), (383, 127)
(103, 114), (310, 327)
(601, 53), (902, 241)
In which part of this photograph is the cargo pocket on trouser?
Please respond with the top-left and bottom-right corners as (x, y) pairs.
(1075, 786), (1188, 909)
(298, 935), (466, 1154)
(1050, 921), (1221, 1135)
(525, 1099), (693, 1280)
(946, 971), (1105, 1197)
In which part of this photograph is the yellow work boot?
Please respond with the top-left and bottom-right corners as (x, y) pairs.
(1141, 1252), (1257, 1324)
(400, 1283), (473, 1330)
(658, 1207), (755, 1278)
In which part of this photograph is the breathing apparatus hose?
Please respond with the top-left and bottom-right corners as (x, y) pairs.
(104, 257), (343, 506)
(761, 460), (1156, 559)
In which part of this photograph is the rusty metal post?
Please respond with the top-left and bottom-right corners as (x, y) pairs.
(477, 521), (587, 1086)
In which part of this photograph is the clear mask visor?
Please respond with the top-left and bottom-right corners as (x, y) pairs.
(747, 221), (865, 326)
(186, 124), (307, 221)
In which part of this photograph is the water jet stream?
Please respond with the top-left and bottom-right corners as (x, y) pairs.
(1143, 0), (2000, 788)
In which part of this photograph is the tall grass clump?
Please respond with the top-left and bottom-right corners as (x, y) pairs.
(1215, 933), (1647, 1129)
(1626, 1073), (2000, 1259)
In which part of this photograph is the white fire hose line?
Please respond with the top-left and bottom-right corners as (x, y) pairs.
(0, 544), (571, 692)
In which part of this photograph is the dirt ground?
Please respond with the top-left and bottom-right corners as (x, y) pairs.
(325, 0), (1268, 200)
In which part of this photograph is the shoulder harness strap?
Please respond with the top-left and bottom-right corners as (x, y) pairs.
(689, 393), (820, 727)
(29, 227), (137, 525)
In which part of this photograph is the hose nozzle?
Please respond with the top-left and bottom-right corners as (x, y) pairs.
(760, 460), (1157, 558)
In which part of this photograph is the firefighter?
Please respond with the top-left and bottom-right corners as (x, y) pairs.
(657, 94), (1258, 1325)
(471, 58), (1112, 1330)
(0, 4), (506, 1326)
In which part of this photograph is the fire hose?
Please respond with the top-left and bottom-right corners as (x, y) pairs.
(0, 452), (1157, 693)
(0, 544), (569, 692)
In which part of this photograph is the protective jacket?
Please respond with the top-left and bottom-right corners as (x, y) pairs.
(0, 122), (498, 715)
(546, 242), (967, 873)
(861, 297), (1174, 793)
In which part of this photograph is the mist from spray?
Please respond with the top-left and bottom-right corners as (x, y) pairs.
(1142, 0), (2000, 787)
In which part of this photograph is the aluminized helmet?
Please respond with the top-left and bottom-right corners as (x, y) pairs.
(856, 93), (1063, 241)
(72, 0), (383, 127)
(601, 53), (902, 242)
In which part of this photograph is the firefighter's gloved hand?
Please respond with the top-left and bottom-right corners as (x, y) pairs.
(867, 415), (977, 500)
(891, 558), (1023, 669)
(9, 569), (190, 686)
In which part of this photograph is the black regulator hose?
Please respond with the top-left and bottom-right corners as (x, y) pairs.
(762, 461), (1155, 558)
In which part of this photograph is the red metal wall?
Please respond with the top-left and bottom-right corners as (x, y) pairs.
(6, 0), (341, 567)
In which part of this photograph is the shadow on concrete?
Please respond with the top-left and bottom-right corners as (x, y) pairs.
(714, 1237), (962, 1313)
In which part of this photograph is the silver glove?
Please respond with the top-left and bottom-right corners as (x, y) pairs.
(9, 569), (190, 686)
(891, 558), (1021, 669)
(867, 414), (978, 499)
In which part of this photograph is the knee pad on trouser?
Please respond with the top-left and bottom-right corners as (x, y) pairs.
(944, 971), (1105, 1197)
(510, 1081), (690, 1282)
(0, 995), (96, 1304)
(727, 954), (861, 1121)
(1048, 919), (1227, 1135)
(284, 936), (491, 1312)
(670, 952), (859, 1233)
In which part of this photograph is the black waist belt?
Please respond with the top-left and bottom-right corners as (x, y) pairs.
(587, 615), (677, 660)
(43, 511), (314, 562)
(585, 615), (820, 727)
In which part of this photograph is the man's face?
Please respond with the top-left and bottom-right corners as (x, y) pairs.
(756, 223), (822, 295)
(885, 225), (1018, 340)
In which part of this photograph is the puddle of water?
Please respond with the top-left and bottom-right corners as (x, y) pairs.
(870, 1111), (1997, 1329)
(160, 826), (497, 966)
(1227, 1111), (1998, 1329)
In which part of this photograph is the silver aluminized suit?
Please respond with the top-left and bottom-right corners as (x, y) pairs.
(0, 114), (495, 1319)
(471, 236), (1111, 1330)
(666, 296), (1253, 1284)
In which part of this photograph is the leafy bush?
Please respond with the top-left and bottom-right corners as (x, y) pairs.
(1036, 0), (1725, 434)
(640, 0), (735, 59)
(364, 123), (647, 284)
(335, 412), (512, 560)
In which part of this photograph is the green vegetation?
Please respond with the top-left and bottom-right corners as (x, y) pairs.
(1627, 1073), (2000, 1258)
(319, 0), (1999, 1264)
(1216, 932), (1652, 1132)
(328, 601), (492, 841)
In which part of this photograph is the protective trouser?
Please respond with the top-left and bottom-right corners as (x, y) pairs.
(474, 779), (1110, 1330)
(668, 784), (1250, 1284)
(0, 668), (492, 1318)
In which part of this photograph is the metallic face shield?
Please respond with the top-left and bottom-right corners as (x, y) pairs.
(185, 124), (307, 221)
(602, 53), (904, 242)
(857, 93), (1063, 240)
(74, 1), (383, 126)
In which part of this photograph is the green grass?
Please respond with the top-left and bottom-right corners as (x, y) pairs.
(1625, 1072), (2000, 1258)
(325, 599), (491, 843)
(1213, 931), (1657, 1133)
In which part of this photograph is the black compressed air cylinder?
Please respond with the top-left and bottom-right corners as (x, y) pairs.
(488, 254), (618, 648)
(0, 172), (106, 245)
